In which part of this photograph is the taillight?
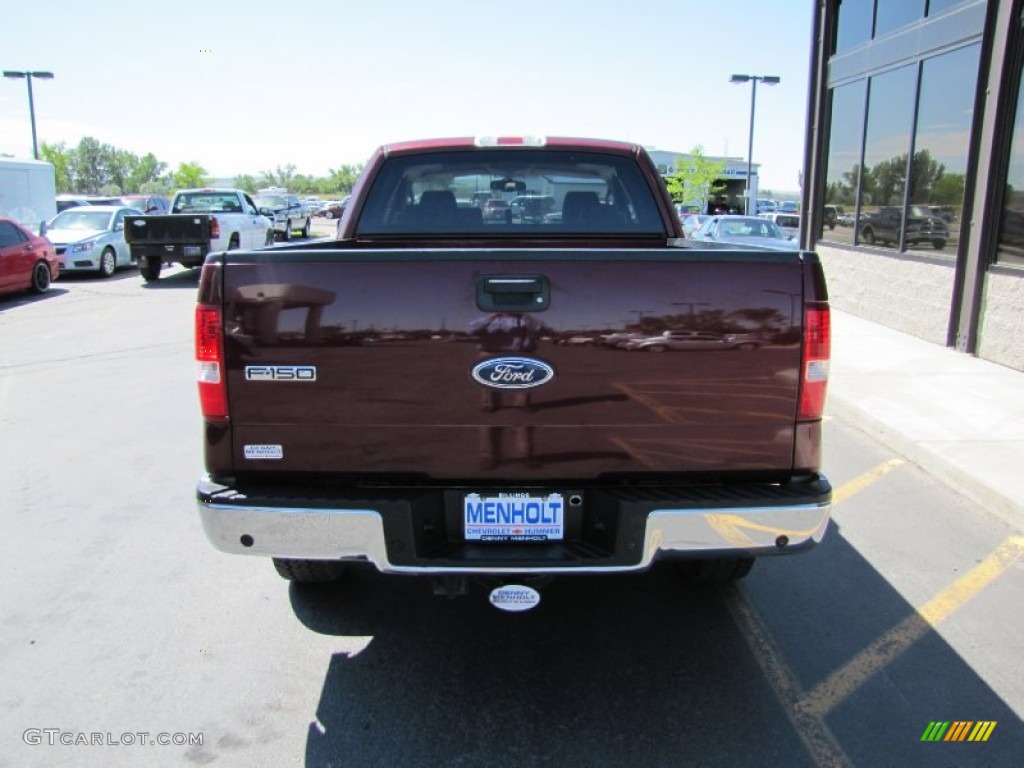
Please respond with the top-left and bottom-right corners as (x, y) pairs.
(209, 215), (220, 239)
(195, 304), (228, 421)
(798, 306), (830, 421)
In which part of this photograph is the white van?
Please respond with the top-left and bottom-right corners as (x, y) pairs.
(0, 158), (57, 234)
(758, 212), (800, 239)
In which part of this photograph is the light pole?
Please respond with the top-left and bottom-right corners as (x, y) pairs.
(3, 70), (54, 160)
(730, 74), (780, 215)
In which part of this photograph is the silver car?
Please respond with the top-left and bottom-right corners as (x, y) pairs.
(690, 215), (799, 250)
(47, 205), (141, 277)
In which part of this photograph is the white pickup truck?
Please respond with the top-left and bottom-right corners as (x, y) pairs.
(124, 188), (273, 282)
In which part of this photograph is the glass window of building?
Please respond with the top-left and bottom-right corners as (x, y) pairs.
(875, 0), (926, 38)
(857, 64), (917, 248)
(927, 0), (966, 17)
(998, 44), (1024, 266)
(835, 0), (874, 54)
(907, 43), (980, 257)
(822, 81), (867, 243)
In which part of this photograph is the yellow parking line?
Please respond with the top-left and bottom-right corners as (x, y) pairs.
(798, 535), (1024, 718)
(726, 590), (853, 767)
(832, 459), (904, 506)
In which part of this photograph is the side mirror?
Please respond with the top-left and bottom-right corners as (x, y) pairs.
(39, 220), (47, 236)
(259, 207), (272, 216)
(115, 222), (124, 231)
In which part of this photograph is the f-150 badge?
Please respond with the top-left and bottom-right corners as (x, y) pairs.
(245, 366), (317, 382)
(472, 357), (554, 389)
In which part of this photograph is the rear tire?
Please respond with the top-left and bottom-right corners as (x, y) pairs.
(265, 230), (275, 246)
(30, 261), (52, 293)
(676, 557), (755, 583)
(301, 218), (311, 238)
(861, 228), (874, 245)
(141, 255), (162, 282)
(932, 239), (946, 250)
(273, 558), (348, 583)
(282, 221), (292, 241)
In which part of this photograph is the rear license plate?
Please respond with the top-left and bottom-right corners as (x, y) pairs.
(184, 246), (201, 256)
(464, 492), (565, 542)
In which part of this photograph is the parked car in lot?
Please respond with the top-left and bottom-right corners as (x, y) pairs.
(758, 212), (800, 239)
(823, 204), (844, 229)
(253, 192), (312, 240)
(777, 201), (799, 213)
(125, 188), (273, 282)
(858, 205), (948, 250)
(681, 213), (709, 238)
(690, 215), (799, 250)
(47, 205), (140, 277)
(621, 330), (762, 352)
(0, 216), (59, 296)
(319, 198), (348, 219)
(111, 195), (170, 214)
(55, 194), (93, 213)
(482, 198), (511, 222)
(509, 194), (556, 223)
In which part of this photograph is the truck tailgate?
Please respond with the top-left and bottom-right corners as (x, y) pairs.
(219, 249), (809, 480)
(125, 214), (209, 243)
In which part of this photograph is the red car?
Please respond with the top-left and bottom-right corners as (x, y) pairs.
(0, 217), (59, 297)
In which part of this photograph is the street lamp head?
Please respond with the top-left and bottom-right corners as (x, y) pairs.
(730, 74), (751, 83)
(762, 76), (781, 85)
(4, 70), (54, 79)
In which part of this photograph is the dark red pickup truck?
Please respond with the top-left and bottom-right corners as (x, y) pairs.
(195, 136), (831, 609)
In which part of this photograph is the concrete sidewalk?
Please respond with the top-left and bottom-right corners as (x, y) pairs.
(826, 310), (1024, 527)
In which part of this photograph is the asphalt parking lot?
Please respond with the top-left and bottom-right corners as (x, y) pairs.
(0, 264), (1021, 767)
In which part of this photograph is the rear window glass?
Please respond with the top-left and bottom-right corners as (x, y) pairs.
(173, 193), (243, 213)
(355, 149), (665, 236)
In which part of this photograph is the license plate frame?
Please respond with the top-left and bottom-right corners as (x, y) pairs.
(463, 492), (566, 542)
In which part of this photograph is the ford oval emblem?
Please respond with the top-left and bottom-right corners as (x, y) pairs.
(472, 357), (554, 390)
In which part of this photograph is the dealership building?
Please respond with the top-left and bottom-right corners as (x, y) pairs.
(648, 150), (763, 213)
(800, 0), (1024, 372)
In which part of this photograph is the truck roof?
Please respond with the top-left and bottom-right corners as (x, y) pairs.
(381, 136), (642, 157)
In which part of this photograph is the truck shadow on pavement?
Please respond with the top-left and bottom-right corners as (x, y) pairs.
(139, 267), (202, 289)
(289, 522), (1023, 768)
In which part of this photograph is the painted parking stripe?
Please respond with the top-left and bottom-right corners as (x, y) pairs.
(831, 458), (904, 505)
(726, 590), (853, 767)
(798, 535), (1024, 718)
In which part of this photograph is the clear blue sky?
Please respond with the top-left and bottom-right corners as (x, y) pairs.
(1, 0), (814, 193)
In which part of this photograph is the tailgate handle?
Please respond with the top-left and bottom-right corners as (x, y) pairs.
(477, 275), (550, 312)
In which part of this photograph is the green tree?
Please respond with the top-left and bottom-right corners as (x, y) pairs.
(908, 149), (947, 203)
(291, 173), (319, 194)
(127, 153), (167, 192)
(870, 154), (907, 207)
(139, 179), (170, 195)
(73, 137), (109, 193)
(259, 164), (297, 189)
(665, 146), (726, 208)
(931, 173), (965, 206)
(322, 164), (363, 195)
(172, 162), (209, 189)
(233, 174), (258, 193)
(39, 141), (73, 192)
